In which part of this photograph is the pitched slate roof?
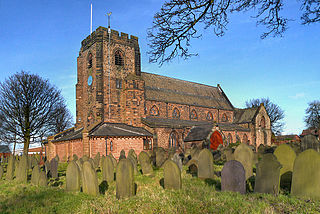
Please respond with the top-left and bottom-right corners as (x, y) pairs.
(233, 107), (259, 124)
(52, 127), (84, 142)
(141, 117), (211, 129)
(141, 72), (233, 110)
(184, 123), (250, 142)
(0, 145), (11, 153)
(89, 123), (152, 137)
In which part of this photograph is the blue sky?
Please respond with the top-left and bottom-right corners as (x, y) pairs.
(0, 0), (319, 135)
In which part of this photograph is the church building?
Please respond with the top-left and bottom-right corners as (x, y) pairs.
(45, 27), (271, 160)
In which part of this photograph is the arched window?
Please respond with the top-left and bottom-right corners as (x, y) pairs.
(172, 108), (180, 119)
(88, 53), (93, 68)
(110, 141), (113, 151)
(150, 105), (159, 116)
(115, 50), (124, 66)
(143, 139), (152, 150)
(206, 112), (213, 121)
(105, 139), (108, 155)
(221, 113), (228, 122)
(227, 133), (233, 145)
(169, 131), (178, 148)
(242, 134), (248, 144)
(260, 116), (266, 128)
(190, 109), (197, 120)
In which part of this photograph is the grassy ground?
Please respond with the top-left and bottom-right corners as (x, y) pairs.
(0, 163), (320, 214)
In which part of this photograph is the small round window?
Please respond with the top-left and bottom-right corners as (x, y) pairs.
(88, 75), (93, 86)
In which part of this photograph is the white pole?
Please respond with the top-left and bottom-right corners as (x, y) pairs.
(90, 3), (92, 34)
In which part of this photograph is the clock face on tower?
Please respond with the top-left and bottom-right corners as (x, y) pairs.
(87, 75), (93, 86)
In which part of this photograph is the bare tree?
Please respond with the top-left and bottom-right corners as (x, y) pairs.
(246, 97), (285, 135)
(0, 71), (73, 154)
(305, 100), (320, 129)
(148, 0), (320, 64)
(49, 102), (73, 135)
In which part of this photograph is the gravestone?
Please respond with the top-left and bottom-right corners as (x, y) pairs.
(163, 160), (181, 190)
(234, 143), (254, 180)
(198, 149), (214, 179)
(82, 155), (89, 162)
(0, 165), (3, 179)
(221, 160), (246, 194)
(291, 149), (320, 199)
(38, 171), (47, 187)
(168, 148), (176, 160)
(31, 165), (40, 185)
(274, 144), (296, 189)
(138, 151), (153, 175)
(44, 160), (50, 175)
(109, 153), (118, 168)
(101, 155), (114, 183)
(14, 159), (19, 177)
(254, 153), (282, 194)
(128, 149), (137, 160)
(82, 161), (99, 196)
(116, 159), (135, 199)
(119, 150), (126, 160)
(31, 156), (38, 169)
(155, 147), (167, 167)
(224, 148), (234, 161)
(190, 147), (201, 160)
(6, 155), (15, 180)
(54, 155), (60, 162)
(16, 155), (28, 183)
(171, 153), (183, 171)
(50, 158), (58, 179)
(93, 152), (100, 168)
(73, 154), (78, 161)
(127, 155), (138, 175)
(257, 144), (266, 158)
(186, 159), (198, 176)
(66, 161), (81, 192)
(301, 134), (320, 152)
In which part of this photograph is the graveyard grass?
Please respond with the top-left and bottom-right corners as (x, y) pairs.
(0, 163), (320, 213)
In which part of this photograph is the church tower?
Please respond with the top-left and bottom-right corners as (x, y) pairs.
(75, 27), (143, 130)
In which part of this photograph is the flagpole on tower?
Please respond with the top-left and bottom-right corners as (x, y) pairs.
(107, 12), (112, 120)
(90, 3), (93, 34)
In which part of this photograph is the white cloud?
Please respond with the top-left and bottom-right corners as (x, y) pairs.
(289, 92), (305, 99)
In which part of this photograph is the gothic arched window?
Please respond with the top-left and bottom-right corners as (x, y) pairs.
(169, 131), (178, 148)
(172, 108), (180, 119)
(88, 53), (93, 68)
(115, 50), (124, 66)
(150, 105), (159, 116)
(206, 111), (213, 121)
(221, 113), (228, 122)
(227, 133), (233, 145)
(110, 140), (113, 151)
(260, 116), (266, 128)
(190, 109), (197, 120)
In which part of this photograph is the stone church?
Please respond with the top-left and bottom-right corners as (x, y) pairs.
(45, 26), (271, 160)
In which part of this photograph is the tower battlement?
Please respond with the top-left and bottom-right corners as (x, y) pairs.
(81, 26), (139, 52)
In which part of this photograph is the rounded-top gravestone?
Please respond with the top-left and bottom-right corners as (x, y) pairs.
(50, 158), (58, 179)
(221, 160), (246, 194)
(291, 149), (320, 199)
(119, 150), (126, 161)
(38, 171), (47, 187)
(234, 143), (254, 180)
(31, 165), (41, 185)
(198, 149), (214, 179)
(155, 147), (167, 167)
(101, 155), (114, 183)
(301, 134), (320, 152)
(0, 165), (3, 179)
(163, 160), (181, 190)
(66, 161), (81, 192)
(82, 161), (99, 196)
(128, 149), (137, 160)
(116, 159), (135, 199)
(274, 144), (296, 176)
(6, 155), (15, 180)
(16, 155), (28, 183)
(138, 151), (153, 175)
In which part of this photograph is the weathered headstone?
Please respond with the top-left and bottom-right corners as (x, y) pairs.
(44, 160), (50, 175)
(119, 150), (126, 161)
(66, 161), (81, 192)
(186, 159), (198, 176)
(128, 149), (137, 160)
(116, 159), (135, 199)
(50, 158), (58, 179)
(291, 149), (320, 199)
(82, 161), (99, 196)
(82, 155), (89, 162)
(224, 148), (234, 161)
(88, 158), (95, 169)
(171, 153), (183, 171)
(54, 155), (60, 162)
(16, 155), (28, 183)
(31, 156), (38, 169)
(190, 147), (201, 160)
(163, 160), (181, 190)
(301, 134), (320, 152)
(127, 155), (138, 175)
(155, 147), (167, 167)
(38, 171), (47, 187)
(0, 165), (3, 179)
(198, 149), (214, 179)
(254, 153), (282, 194)
(221, 160), (246, 194)
(93, 152), (100, 168)
(6, 156), (15, 180)
(101, 155), (114, 183)
(109, 153), (117, 168)
(138, 151), (153, 175)
(274, 144), (296, 188)
(234, 143), (254, 180)
(73, 154), (78, 161)
(31, 165), (41, 185)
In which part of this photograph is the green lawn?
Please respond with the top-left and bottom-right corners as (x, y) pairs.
(0, 163), (319, 214)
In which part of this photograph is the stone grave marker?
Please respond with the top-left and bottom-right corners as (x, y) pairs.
(119, 150), (126, 160)
(16, 155), (28, 183)
(54, 155), (60, 162)
(128, 149), (137, 160)
(171, 153), (183, 171)
(44, 160), (50, 175)
(274, 144), (296, 188)
(291, 149), (320, 199)
(190, 147), (201, 160)
(31, 165), (40, 185)
(301, 134), (320, 152)
(155, 147), (167, 167)
(31, 156), (38, 169)
(0, 165), (3, 179)
(6, 155), (15, 180)
(50, 158), (58, 179)
(224, 148), (234, 161)
(38, 171), (47, 187)
(138, 151), (153, 175)
(66, 161), (81, 192)
(254, 153), (282, 194)
(198, 149), (214, 179)
(163, 160), (181, 190)
(73, 154), (78, 161)
(116, 159), (135, 199)
(82, 161), (99, 196)
(93, 152), (100, 168)
(109, 153), (118, 168)
(101, 155), (114, 183)
(234, 143), (254, 180)
(127, 155), (138, 175)
(221, 160), (246, 194)
(82, 155), (89, 162)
